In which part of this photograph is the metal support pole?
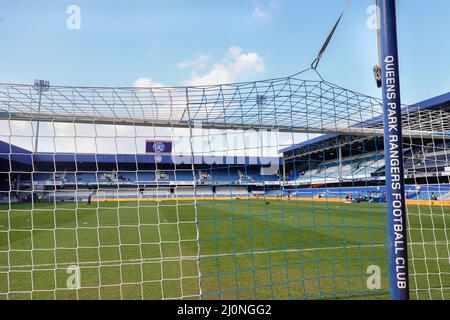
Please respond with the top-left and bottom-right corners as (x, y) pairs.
(379, 0), (410, 300)
(338, 144), (342, 181)
(34, 92), (42, 153)
(33, 79), (50, 153)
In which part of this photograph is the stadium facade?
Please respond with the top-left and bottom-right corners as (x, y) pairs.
(1, 92), (449, 205)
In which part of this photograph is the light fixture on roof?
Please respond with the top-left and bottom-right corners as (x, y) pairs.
(33, 79), (50, 92)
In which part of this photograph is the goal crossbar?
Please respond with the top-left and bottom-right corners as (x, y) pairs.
(1, 110), (448, 140)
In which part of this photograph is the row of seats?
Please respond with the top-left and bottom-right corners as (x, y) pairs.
(92, 187), (250, 199)
(290, 153), (385, 184)
(266, 184), (450, 202)
(405, 185), (450, 201)
(404, 143), (450, 170)
(15, 168), (279, 186)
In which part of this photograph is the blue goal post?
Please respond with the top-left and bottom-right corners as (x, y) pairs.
(379, 0), (410, 300)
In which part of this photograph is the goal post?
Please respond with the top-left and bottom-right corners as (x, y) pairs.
(379, 0), (410, 300)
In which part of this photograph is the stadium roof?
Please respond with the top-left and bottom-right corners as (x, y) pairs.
(0, 140), (31, 154)
(280, 92), (450, 154)
(279, 134), (338, 154)
(358, 91), (450, 128)
(0, 141), (280, 166)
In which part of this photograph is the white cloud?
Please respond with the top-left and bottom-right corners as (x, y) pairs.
(185, 46), (265, 86)
(133, 77), (164, 88)
(177, 54), (211, 69)
(250, 0), (282, 24)
(252, 6), (271, 22)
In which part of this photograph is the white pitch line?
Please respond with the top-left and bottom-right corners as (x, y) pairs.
(0, 241), (447, 271)
(201, 243), (387, 259)
(0, 243), (386, 270)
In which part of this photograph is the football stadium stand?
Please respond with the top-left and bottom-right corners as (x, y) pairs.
(2, 92), (450, 204)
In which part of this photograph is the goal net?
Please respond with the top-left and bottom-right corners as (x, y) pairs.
(0, 72), (449, 300)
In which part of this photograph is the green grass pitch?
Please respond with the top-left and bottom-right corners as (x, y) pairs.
(0, 199), (448, 300)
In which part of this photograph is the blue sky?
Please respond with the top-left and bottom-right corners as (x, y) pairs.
(0, 0), (449, 104)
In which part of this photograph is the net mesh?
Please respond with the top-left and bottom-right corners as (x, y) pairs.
(0, 71), (449, 299)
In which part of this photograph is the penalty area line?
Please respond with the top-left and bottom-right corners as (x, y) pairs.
(1, 241), (446, 271)
(2, 243), (386, 270)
